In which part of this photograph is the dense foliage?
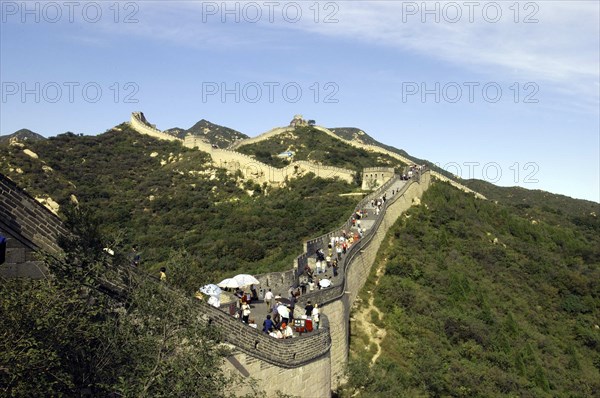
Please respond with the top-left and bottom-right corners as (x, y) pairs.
(237, 126), (405, 173)
(163, 119), (248, 147)
(0, 209), (238, 397)
(0, 125), (359, 289)
(342, 182), (600, 397)
(329, 127), (455, 179)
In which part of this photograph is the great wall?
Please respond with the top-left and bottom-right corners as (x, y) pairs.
(130, 112), (356, 185)
(130, 111), (484, 199)
(0, 112), (486, 396)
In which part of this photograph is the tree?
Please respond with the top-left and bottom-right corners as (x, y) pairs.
(0, 207), (237, 397)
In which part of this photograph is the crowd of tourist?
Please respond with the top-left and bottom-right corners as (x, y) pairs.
(207, 173), (415, 339)
(401, 164), (426, 180)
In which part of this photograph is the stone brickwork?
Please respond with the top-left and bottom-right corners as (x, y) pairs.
(362, 167), (396, 190)
(0, 173), (69, 278)
(130, 113), (355, 185)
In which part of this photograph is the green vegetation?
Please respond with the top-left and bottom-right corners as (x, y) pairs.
(329, 127), (456, 179)
(342, 181), (600, 397)
(0, 125), (358, 290)
(237, 126), (405, 173)
(0, 208), (240, 397)
(164, 119), (248, 147)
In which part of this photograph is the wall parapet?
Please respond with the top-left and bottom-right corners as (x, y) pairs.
(197, 299), (332, 368)
(230, 122), (484, 199)
(132, 114), (355, 185)
(0, 173), (69, 254)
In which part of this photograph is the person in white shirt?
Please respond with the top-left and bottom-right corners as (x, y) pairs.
(264, 289), (273, 310)
(312, 304), (320, 330)
(283, 323), (294, 338)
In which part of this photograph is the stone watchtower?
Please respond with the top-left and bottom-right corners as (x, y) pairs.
(362, 167), (395, 190)
(289, 115), (307, 127)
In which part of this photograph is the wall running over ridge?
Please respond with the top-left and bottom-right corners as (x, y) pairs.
(231, 123), (484, 199)
(129, 113), (355, 185)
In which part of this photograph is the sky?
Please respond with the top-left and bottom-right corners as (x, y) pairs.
(1, 0), (598, 202)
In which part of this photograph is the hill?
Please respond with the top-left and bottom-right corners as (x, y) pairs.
(164, 119), (248, 148)
(236, 125), (406, 174)
(342, 181), (600, 397)
(0, 124), (357, 289)
(0, 128), (46, 144)
(329, 127), (455, 179)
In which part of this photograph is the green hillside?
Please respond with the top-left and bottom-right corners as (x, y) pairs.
(329, 127), (456, 179)
(0, 124), (357, 290)
(164, 119), (248, 147)
(0, 128), (46, 144)
(237, 126), (406, 173)
(2, 119), (598, 397)
(342, 181), (600, 397)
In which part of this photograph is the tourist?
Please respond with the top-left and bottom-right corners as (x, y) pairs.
(262, 315), (274, 333)
(159, 267), (167, 282)
(312, 304), (320, 330)
(270, 328), (283, 339)
(251, 285), (258, 302)
(264, 288), (273, 310)
(283, 323), (294, 338)
(248, 318), (257, 329)
(241, 301), (251, 324)
(305, 300), (314, 317)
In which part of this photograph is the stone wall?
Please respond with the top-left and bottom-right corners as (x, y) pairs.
(290, 172), (431, 387)
(362, 167), (396, 190)
(0, 173), (69, 277)
(230, 122), (484, 198)
(130, 112), (180, 142)
(223, 347), (332, 398)
(183, 134), (355, 185)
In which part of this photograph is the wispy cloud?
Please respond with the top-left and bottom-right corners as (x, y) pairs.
(61, 1), (600, 111)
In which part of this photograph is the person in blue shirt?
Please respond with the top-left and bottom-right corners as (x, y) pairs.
(262, 314), (274, 333)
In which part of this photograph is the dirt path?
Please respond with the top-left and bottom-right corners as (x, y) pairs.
(352, 259), (387, 365)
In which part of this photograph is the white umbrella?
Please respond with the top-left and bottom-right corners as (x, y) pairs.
(217, 278), (240, 288)
(233, 274), (260, 288)
(319, 279), (332, 288)
(277, 305), (290, 319)
(199, 284), (222, 297)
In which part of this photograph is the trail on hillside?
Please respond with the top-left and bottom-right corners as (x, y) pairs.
(352, 258), (388, 366)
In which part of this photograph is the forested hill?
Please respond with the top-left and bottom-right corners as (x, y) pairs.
(236, 125), (407, 172)
(0, 129), (46, 144)
(343, 181), (600, 397)
(0, 123), (358, 291)
(329, 127), (455, 179)
(163, 119), (248, 147)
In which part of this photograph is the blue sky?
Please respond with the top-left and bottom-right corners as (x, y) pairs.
(1, 1), (598, 202)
